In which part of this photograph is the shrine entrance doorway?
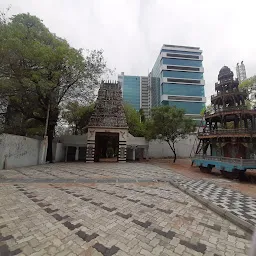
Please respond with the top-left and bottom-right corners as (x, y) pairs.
(94, 132), (119, 162)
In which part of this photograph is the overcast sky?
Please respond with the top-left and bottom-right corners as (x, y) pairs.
(1, 0), (255, 102)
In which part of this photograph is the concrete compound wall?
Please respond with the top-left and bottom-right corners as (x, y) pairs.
(148, 135), (196, 158)
(0, 133), (196, 169)
(58, 135), (87, 146)
(54, 134), (196, 161)
(52, 142), (65, 162)
(0, 133), (46, 169)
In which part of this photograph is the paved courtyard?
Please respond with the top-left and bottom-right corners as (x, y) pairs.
(0, 163), (252, 256)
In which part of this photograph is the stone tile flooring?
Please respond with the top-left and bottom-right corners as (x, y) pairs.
(0, 163), (253, 255)
(2, 162), (256, 227)
(175, 179), (256, 226)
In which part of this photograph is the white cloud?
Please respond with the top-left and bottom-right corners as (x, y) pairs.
(1, 0), (256, 103)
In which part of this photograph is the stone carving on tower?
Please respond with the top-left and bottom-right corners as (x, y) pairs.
(86, 81), (128, 162)
(88, 81), (128, 128)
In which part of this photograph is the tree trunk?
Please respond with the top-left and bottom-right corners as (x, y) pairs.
(166, 140), (177, 163)
(173, 150), (177, 163)
(46, 124), (55, 163)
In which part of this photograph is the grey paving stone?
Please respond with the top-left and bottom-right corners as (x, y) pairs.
(0, 162), (252, 256)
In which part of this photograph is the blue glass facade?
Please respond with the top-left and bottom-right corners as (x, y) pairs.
(162, 58), (202, 67)
(162, 70), (203, 79)
(150, 53), (162, 108)
(162, 100), (204, 115)
(150, 45), (205, 117)
(122, 76), (141, 111)
(162, 83), (204, 96)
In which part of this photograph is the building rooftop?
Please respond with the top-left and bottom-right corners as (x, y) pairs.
(163, 44), (200, 50)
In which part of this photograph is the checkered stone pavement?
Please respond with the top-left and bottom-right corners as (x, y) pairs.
(0, 163), (253, 255)
(173, 179), (256, 226)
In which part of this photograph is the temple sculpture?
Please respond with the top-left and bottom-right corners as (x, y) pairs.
(192, 66), (256, 178)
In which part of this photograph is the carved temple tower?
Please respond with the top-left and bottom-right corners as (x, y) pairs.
(86, 81), (128, 162)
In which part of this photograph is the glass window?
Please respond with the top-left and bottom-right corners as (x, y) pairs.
(162, 83), (204, 97)
(163, 70), (203, 79)
(123, 76), (141, 111)
(166, 65), (200, 72)
(167, 78), (201, 84)
(162, 101), (205, 114)
(162, 58), (202, 67)
(166, 53), (200, 59)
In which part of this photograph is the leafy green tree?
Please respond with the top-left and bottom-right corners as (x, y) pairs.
(62, 102), (94, 135)
(200, 105), (213, 116)
(145, 106), (196, 163)
(124, 104), (145, 137)
(61, 102), (145, 137)
(139, 108), (146, 123)
(239, 75), (256, 92)
(0, 13), (108, 162)
(239, 76), (256, 109)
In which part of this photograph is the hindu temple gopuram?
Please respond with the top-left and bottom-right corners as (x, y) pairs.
(54, 81), (148, 163)
(86, 81), (128, 162)
(192, 66), (256, 178)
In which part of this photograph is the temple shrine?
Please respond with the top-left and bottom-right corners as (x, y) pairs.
(192, 66), (256, 178)
(59, 81), (149, 162)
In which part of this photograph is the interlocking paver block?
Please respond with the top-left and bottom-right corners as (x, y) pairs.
(0, 163), (252, 256)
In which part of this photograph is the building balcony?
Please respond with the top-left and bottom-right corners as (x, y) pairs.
(162, 77), (205, 85)
(161, 94), (206, 103)
(160, 64), (204, 73)
(161, 52), (203, 61)
(198, 128), (256, 138)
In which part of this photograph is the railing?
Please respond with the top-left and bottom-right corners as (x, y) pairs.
(193, 155), (256, 166)
(205, 105), (250, 115)
(211, 89), (247, 99)
(198, 128), (256, 136)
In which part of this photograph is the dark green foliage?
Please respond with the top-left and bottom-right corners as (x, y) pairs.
(239, 76), (256, 109)
(0, 12), (108, 161)
(62, 102), (94, 135)
(145, 105), (196, 162)
(123, 104), (145, 137)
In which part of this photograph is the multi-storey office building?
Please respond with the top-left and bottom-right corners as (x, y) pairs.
(119, 44), (206, 121)
(118, 72), (149, 117)
(149, 44), (206, 121)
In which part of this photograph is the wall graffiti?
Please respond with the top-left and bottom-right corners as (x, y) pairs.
(0, 134), (44, 169)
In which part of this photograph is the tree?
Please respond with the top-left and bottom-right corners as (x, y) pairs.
(62, 102), (94, 135)
(139, 108), (146, 123)
(0, 13), (108, 162)
(145, 106), (196, 163)
(124, 104), (145, 137)
(200, 105), (214, 116)
(239, 76), (256, 109)
(61, 102), (145, 137)
(239, 75), (256, 92)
